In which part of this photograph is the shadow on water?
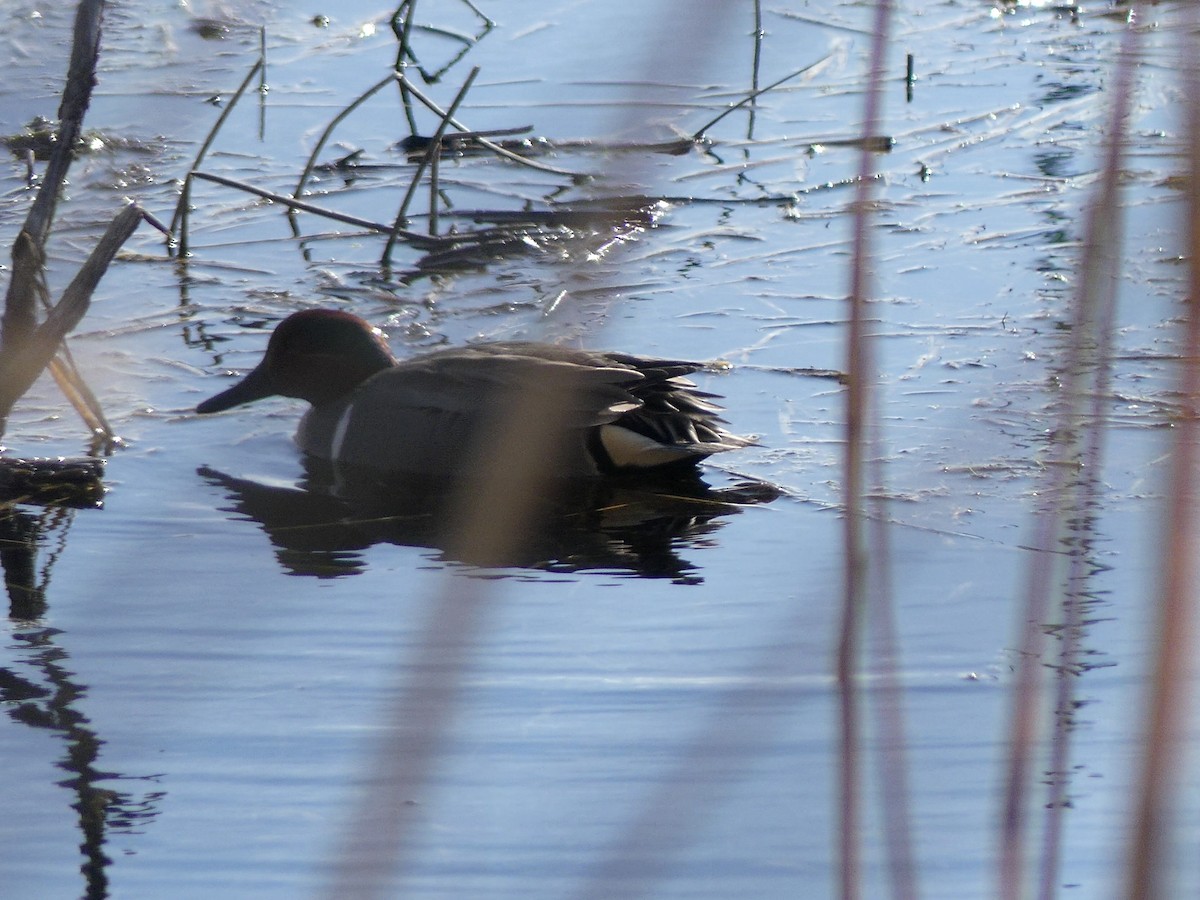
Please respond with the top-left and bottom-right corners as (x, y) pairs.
(198, 460), (781, 582)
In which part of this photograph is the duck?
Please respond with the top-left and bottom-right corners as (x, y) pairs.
(196, 309), (754, 479)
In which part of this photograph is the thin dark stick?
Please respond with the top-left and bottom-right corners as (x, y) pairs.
(168, 57), (265, 239)
(428, 144), (440, 236)
(458, 0), (494, 26)
(177, 173), (192, 259)
(398, 73), (580, 178)
(399, 125), (534, 152)
(384, 67), (479, 265)
(190, 170), (446, 248)
(747, 0), (763, 140)
(392, 0), (416, 66)
(390, 1), (420, 134)
(690, 55), (834, 141)
(294, 73), (396, 200)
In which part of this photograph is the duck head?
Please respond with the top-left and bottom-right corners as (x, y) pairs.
(196, 309), (396, 413)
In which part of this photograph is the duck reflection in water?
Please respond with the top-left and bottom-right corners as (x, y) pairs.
(198, 460), (779, 581)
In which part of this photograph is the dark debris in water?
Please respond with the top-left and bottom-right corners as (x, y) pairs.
(191, 18), (231, 40)
(0, 457), (106, 509)
(2, 117), (160, 161)
(397, 132), (701, 160)
(403, 200), (668, 280)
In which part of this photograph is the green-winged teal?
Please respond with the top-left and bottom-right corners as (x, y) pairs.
(196, 309), (753, 478)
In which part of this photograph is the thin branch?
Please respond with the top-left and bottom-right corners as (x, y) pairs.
(384, 67), (479, 264)
(294, 73), (397, 200)
(189, 170), (447, 249)
(168, 57), (266, 241)
(390, 0), (421, 133)
(690, 54), (836, 141)
(397, 72), (582, 178)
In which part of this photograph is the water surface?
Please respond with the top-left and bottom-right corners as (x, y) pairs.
(1, 2), (1197, 897)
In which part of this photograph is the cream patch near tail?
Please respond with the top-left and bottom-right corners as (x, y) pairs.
(598, 423), (700, 469)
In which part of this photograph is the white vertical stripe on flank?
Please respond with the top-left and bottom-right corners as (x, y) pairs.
(330, 404), (354, 461)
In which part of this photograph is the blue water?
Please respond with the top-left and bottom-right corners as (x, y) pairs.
(1, 1), (1197, 898)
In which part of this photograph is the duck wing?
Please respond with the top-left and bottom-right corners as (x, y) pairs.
(452, 343), (756, 467)
(302, 348), (641, 476)
(304, 343), (751, 477)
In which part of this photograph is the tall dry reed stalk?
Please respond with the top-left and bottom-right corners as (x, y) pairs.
(840, 1), (919, 900)
(996, 8), (1143, 899)
(1122, 4), (1200, 898)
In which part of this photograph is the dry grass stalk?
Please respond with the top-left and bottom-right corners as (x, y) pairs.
(0, 0), (145, 464)
(1122, 6), (1200, 897)
(995, 10), (1143, 898)
(993, 8), (1158, 899)
(839, 1), (908, 899)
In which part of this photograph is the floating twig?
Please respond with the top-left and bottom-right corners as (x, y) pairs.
(397, 73), (582, 178)
(190, 170), (448, 249)
(396, 126), (533, 156)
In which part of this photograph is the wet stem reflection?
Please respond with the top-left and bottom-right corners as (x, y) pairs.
(2, 506), (163, 900)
